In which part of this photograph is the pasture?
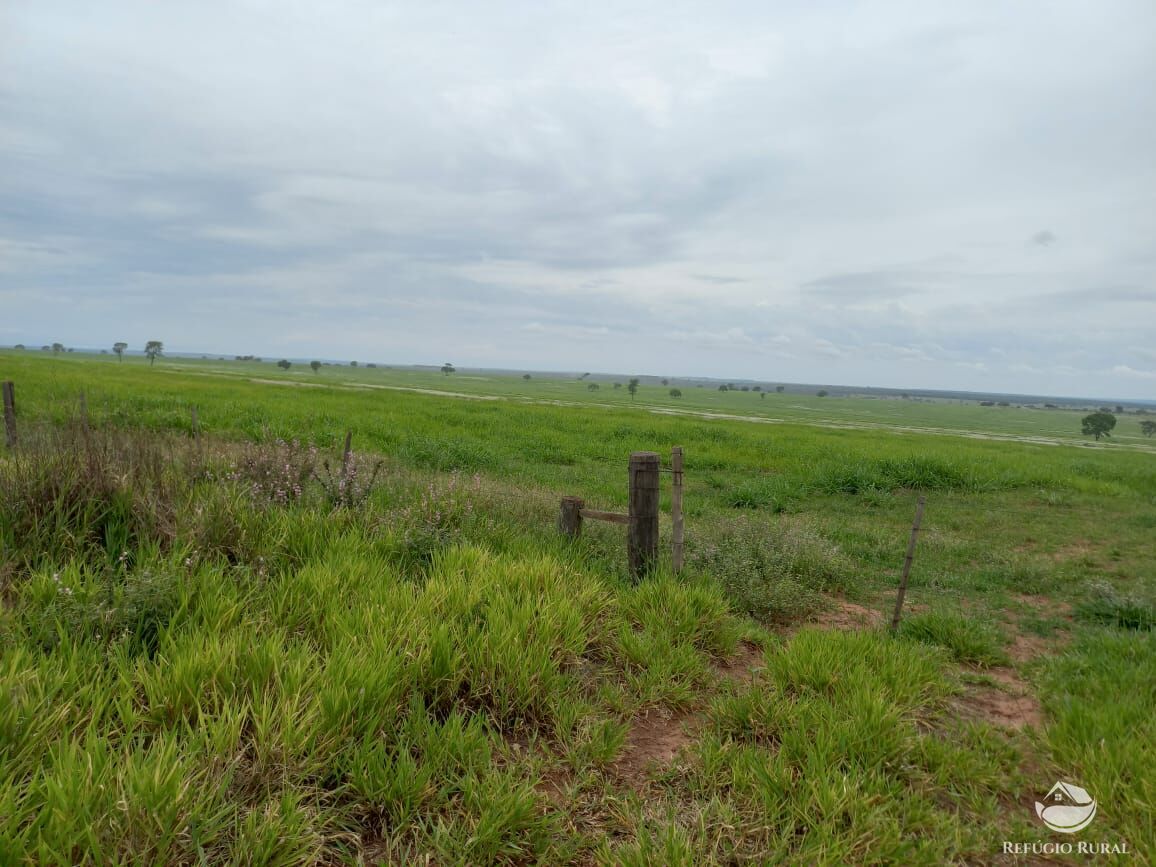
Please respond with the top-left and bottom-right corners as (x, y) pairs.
(1, 350), (1153, 864)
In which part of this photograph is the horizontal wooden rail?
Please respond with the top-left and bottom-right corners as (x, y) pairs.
(580, 508), (631, 526)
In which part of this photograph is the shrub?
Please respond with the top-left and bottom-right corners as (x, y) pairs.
(690, 517), (852, 624)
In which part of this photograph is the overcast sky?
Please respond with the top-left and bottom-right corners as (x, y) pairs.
(2, 1), (1154, 397)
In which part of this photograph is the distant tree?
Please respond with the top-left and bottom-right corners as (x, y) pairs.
(66, 348), (74, 352)
(613, 382), (621, 389)
(523, 373), (531, 380)
(1140, 420), (1156, 438)
(1115, 405), (1124, 414)
(113, 342), (127, 361)
(997, 401), (1010, 407)
(760, 392), (765, 399)
(900, 393), (910, 399)
(350, 360), (358, 367)
(13, 344), (24, 350)
(100, 349), (108, 354)
(980, 401), (995, 407)
(277, 359), (291, 370)
(310, 360), (321, 373)
(661, 378), (669, 386)
(1081, 412), (1117, 441)
(726, 383), (735, 391)
(41, 345), (50, 351)
(752, 385), (761, 392)
(669, 388), (682, 398)
(627, 378), (640, 400)
(588, 382), (599, 391)
(776, 385), (785, 393)
(51, 342), (64, 354)
(579, 372), (590, 380)
(740, 386), (750, 392)
(817, 389), (828, 397)
(367, 363), (377, 369)
(1098, 406), (1112, 413)
(718, 384), (728, 391)
(144, 340), (163, 366)
(441, 363), (455, 376)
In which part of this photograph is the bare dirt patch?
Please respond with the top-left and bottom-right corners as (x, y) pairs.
(1007, 632), (1051, 664)
(612, 710), (697, 781)
(1049, 541), (1095, 563)
(812, 599), (884, 631)
(714, 641), (765, 685)
(955, 667), (1044, 730)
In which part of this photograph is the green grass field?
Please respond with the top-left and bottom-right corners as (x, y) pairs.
(1, 351), (1153, 864)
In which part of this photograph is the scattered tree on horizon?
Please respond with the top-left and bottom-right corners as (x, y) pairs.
(441, 362), (455, 376)
(627, 378), (640, 400)
(277, 359), (292, 370)
(13, 344), (24, 350)
(51, 342), (64, 354)
(817, 389), (829, 397)
(310, 360), (321, 373)
(523, 373), (531, 380)
(578, 372), (590, 380)
(669, 388), (682, 398)
(613, 382), (621, 389)
(661, 378), (669, 386)
(350, 360), (358, 367)
(113, 342), (127, 362)
(1081, 411), (1116, 441)
(1140, 420), (1156, 437)
(144, 340), (163, 366)
(718, 384), (728, 391)
(776, 385), (785, 393)
(752, 385), (761, 392)
(588, 382), (599, 391)
(760, 392), (765, 399)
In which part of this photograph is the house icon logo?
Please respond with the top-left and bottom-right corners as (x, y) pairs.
(1035, 781), (1097, 833)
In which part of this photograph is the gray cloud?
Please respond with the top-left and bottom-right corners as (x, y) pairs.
(1, 0), (1154, 396)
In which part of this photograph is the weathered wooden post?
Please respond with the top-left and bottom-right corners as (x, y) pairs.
(2, 381), (16, 448)
(671, 446), (684, 573)
(628, 451), (660, 578)
(341, 430), (353, 476)
(889, 496), (926, 632)
(559, 495), (585, 538)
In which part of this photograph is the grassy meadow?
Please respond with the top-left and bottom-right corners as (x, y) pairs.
(1, 350), (1153, 864)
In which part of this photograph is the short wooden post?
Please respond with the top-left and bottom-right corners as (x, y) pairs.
(2, 381), (15, 448)
(341, 430), (353, 476)
(671, 446), (684, 573)
(559, 496), (585, 538)
(628, 451), (660, 579)
(889, 496), (926, 632)
(190, 406), (200, 442)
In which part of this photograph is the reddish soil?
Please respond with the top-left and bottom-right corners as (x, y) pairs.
(955, 666), (1044, 730)
(612, 710), (697, 780)
(714, 640), (765, 685)
(812, 599), (884, 631)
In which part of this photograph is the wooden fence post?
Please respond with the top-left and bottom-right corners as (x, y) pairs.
(559, 496), (584, 538)
(190, 406), (200, 443)
(628, 451), (660, 579)
(2, 381), (16, 448)
(341, 430), (353, 476)
(671, 446), (684, 573)
(889, 496), (926, 632)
